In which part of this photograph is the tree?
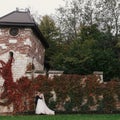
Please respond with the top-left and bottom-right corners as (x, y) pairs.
(56, 0), (120, 40)
(38, 0), (120, 80)
(95, 0), (120, 38)
(39, 15), (61, 70)
(56, 0), (83, 43)
(57, 24), (120, 81)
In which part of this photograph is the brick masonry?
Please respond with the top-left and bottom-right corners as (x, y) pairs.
(0, 27), (46, 113)
(0, 27), (45, 83)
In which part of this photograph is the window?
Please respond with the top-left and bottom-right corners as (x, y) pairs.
(9, 27), (19, 36)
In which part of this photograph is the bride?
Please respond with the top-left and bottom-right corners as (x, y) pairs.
(35, 91), (55, 115)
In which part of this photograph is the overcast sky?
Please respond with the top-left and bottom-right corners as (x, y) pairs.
(0, 0), (65, 17)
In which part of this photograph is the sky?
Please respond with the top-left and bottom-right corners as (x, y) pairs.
(0, 0), (65, 17)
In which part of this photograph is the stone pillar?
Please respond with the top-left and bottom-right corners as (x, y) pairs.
(93, 71), (103, 83)
(48, 70), (64, 79)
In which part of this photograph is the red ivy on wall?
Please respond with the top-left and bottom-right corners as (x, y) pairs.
(0, 53), (119, 113)
(0, 53), (52, 113)
(0, 55), (22, 112)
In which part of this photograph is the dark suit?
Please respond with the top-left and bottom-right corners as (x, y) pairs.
(35, 95), (40, 107)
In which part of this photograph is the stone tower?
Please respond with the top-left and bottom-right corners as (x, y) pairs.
(0, 10), (48, 113)
(0, 10), (48, 82)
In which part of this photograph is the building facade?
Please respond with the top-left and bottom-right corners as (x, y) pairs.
(0, 10), (48, 113)
(0, 10), (48, 83)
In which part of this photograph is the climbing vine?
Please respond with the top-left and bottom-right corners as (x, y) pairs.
(0, 52), (52, 113)
(0, 52), (119, 113)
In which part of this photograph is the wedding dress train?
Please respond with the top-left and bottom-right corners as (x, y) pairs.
(35, 93), (55, 115)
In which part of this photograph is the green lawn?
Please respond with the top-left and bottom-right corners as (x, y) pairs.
(0, 114), (120, 120)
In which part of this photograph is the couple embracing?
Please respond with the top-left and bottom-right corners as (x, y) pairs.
(35, 91), (55, 115)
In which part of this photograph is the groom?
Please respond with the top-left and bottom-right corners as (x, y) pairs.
(35, 91), (40, 108)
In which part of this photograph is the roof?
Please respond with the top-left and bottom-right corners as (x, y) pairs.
(0, 10), (49, 48)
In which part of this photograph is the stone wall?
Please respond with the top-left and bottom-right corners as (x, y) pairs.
(48, 70), (64, 79)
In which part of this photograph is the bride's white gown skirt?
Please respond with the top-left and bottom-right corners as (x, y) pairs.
(35, 99), (55, 115)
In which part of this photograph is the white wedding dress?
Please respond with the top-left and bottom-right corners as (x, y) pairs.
(35, 93), (55, 115)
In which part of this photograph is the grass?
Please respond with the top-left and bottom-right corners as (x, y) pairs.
(0, 114), (120, 120)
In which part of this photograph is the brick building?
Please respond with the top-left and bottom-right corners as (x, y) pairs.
(0, 10), (48, 113)
(0, 10), (48, 83)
